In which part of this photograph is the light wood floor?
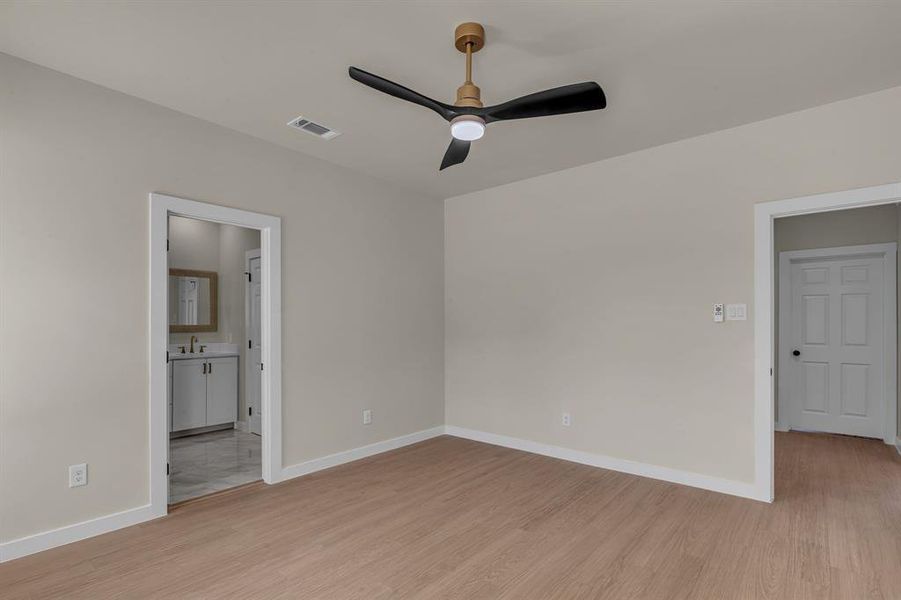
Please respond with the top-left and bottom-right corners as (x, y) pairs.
(2, 432), (900, 599)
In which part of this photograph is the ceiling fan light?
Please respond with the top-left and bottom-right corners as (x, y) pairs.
(450, 116), (485, 141)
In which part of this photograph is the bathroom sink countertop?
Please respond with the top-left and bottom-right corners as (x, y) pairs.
(170, 351), (239, 360)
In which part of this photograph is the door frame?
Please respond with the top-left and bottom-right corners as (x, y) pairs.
(777, 243), (897, 443)
(245, 248), (262, 436)
(755, 181), (901, 503)
(149, 193), (282, 518)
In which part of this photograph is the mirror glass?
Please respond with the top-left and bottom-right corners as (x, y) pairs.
(169, 269), (218, 332)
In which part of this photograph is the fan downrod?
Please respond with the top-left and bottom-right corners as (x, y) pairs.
(454, 22), (485, 108)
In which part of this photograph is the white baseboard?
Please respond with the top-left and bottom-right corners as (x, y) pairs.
(896, 438), (901, 456)
(774, 421), (790, 432)
(444, 426), (767, 502)
(279, 426), (445, 482)
(234, 420), (250, 433)
(0, 504), (160, 563)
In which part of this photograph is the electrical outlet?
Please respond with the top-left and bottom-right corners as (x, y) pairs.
(362, 409), (372, 425)
(69, 463), (87, 488)
(562, 412), (572, 427)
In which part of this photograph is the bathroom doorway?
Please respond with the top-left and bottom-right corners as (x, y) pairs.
(150, 193), (283, 517)
(166, 215), (262, 504)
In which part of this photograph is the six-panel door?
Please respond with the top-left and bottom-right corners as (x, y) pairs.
(789, 256), (885, 438)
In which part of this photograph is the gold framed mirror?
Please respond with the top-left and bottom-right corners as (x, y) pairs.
(169, 268), (218, 333)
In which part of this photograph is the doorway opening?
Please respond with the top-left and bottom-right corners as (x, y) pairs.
(166, 215), (262, 504)
(150, 194), (282, 517)
(776, 221), (897, 442)
(755, 182), (901, 503)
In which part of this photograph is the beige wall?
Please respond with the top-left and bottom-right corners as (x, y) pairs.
(445, 84), (901, 484)
(774, 204), (899, 254)
(773, 204), (901, 431)
(0, 54), (444, 542)
(168, 215), (221, 274)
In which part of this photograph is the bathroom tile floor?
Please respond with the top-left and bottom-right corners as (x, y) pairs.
(169, 429), (262, 504)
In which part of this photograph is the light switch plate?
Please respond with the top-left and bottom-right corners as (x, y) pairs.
(362, 409), (372, 425)
(726, 304), (747, 321)
(713, 303), (724, 323)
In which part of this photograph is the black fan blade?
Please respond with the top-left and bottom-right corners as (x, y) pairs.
(440, 138), (470, 170)
(480, 82), (605, 123)
(349, 67), (458, 121)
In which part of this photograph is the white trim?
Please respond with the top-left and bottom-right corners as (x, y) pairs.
(0, 504), (157, 563)
(279, 426), (445, 482)
(777, 243), (897, 444)
(774, 232), (795, 447)
(755, 181), (901, 503)
(150, 193), (283, 520)
(444, 426), (765, 501)
(779, 243), (897, 259)
(234, 420), (250, 433)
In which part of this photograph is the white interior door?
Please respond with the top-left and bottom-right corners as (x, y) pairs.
(246, 250), (262, 436)
(785, 251), (889, 439)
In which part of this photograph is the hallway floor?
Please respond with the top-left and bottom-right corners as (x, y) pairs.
(169, 428), (261, 504)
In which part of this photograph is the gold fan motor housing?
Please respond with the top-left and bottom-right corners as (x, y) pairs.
(455, 83), (482, 108)
(453, 22), (486, 108)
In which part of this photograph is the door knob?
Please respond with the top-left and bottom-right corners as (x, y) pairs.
(792, 350), (801, 357)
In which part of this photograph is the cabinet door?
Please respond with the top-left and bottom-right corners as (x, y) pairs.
(206, 357), (238, 426)
(172, 359), (207, 431)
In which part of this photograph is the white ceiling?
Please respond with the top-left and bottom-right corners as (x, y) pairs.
(3, 1), (901, 199)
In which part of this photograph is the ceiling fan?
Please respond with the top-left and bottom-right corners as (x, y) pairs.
(349, 22), (606, 170)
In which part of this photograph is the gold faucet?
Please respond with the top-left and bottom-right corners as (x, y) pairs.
(189, 335), (198, 353)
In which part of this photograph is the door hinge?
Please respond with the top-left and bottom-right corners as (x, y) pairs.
(249, 406), (253, 416)
(244, 271), (252, 282)
(167, 462), (170, 475)
(166, 239), (170, 251)
(248, 339), (252, 349)
(260, 362), (264, 371)
(166, 350), (169, 363)
(770, 368), (773, 376)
